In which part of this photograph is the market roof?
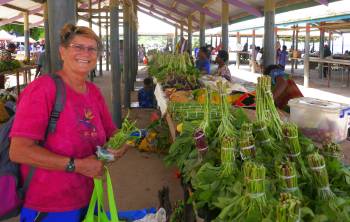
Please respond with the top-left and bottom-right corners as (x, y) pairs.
(0, 0), (343, 31)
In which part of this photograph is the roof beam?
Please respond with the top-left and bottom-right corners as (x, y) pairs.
(138, 2), (192, 28)
(138, 7), (187, 31)
(315, 0), (328, 5)
(142, 0), (199, 24)
(225, 0), (262, 17)
(176, 0), (220, 20)
(0, 6), (43, 26)
(2, 3), (28, 12)
(0, 0), (12, 5)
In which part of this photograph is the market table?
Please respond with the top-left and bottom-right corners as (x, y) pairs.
(0, 65), (37, 95)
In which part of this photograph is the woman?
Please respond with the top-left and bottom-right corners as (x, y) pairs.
(214, 50), (231, 82)
(263, 64), (303, 111)
(9, 24), (128, 221)
(195, 46), (211, 75)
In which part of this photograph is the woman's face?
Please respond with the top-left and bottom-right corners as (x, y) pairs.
(59, 35), (98, 76)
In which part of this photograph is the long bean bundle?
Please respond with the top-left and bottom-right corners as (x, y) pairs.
(256, 76), (283, 140)
(283, 123), (310, 178)
(307, 153), (336, 201)
(276, 161), (301, 196)
(322, 142), (343, 160)
(253, 120), (278, 154)
(220, 136), (236, 177)
(239, 123), (256, 160)
(105, 116), (140, 149)
(276, 193), (301, 222)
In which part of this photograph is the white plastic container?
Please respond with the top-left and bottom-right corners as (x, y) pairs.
(288, 97), (350, 143)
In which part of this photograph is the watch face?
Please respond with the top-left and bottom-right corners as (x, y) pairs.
(66, 159), (75, 172)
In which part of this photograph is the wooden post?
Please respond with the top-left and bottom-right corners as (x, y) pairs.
(174, 26), (178, 53)
(110, 0), (122, 127)
(263, 0), (275, 68)
(221, 0), (229, 53)
(123, 2), (130, 108)
(319, 22), (325, 78)
(23, 12), (30, 61)
(304, 23), (310, 88)
(43, 2), (51, 74)
(251, 29), (256, 73)
(106, 12), (110, 71)
(188, 16), (192, 55)
(180, 21), (184, 39)
(236, 32), (241, 69)
(200, 13), (205, 47)
(291, 25), (295, 74)
(295, 24), (299, 69)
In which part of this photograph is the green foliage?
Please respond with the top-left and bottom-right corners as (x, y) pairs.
(0, 24), (44, 41)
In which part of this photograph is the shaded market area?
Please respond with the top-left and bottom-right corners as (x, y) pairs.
(1, 0), (350, 222)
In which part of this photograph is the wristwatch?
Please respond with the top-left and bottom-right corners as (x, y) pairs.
(65, 157), (75, 172)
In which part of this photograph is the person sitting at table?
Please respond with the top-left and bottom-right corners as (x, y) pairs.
(214, 50), (231, 81)
(195, 46), (211, 75)
(0, 43), (17, 89)
(263, 64), (303, 111)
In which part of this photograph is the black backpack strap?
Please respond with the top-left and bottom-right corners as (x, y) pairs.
(19, 73), (66, 198)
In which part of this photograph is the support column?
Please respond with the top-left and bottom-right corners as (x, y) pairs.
(319, 23), (325, 78)
(295, 24), (299, 69)
(210, 35), (213, 46)
(43, 2), (51, 74)
(123, 2), (131, 108)
(23, 12), (30, 61)
(174, 26), (178, 53)
(291, 25), (295, 74)
(304, 23), (310, 88)
(263, 0), (276, 68)
(110, 0), (121, 127)
(251, 29), (256, 73)
(236, 32), (241, 69)
(106, 12), (110, 71)
(98, 1), (103, 76)
(47, 0), (76, 72)
(180, 21), (184, 39)
(221, 0), (229, 52)
(88, 0), (92, 28)
(200, 13), (205, 47)
(188, 16), (192, 55)
(342, 33), (344, 54)
(328, 31), (332, 53)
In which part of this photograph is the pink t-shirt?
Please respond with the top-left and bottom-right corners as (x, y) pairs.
(10, 74), (116, 212)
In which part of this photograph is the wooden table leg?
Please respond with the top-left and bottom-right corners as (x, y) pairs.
(16, 71), (20, 95)
(23, 70), (27, 85)
(27, 69), (32, 83)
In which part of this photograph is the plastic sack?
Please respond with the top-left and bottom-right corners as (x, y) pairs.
(133, 208), (166, 222)
(118, 208), (156, 221)
(83, 167), (119, 222)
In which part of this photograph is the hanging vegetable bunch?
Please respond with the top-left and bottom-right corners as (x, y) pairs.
(276, 193), (301, 222)
(105, 115), (141, 149)
(276, 161), (301, 197)
(239, 122), (256, 160)
(256, 76), (283, 141)
(282, 123), (310, 179)
(193, 128), (209, 159)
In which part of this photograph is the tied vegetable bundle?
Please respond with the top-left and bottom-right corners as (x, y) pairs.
(106, 116), (140, 149)
(282, 123), (310, 178)
(276, 161), (301, 196)
(239, 123), (255, 160)
(220, 136), (236, 177)
(193, 129), (209, 158)
(256, 76), (283, 140)
(307, 152), (336, 201)
(276, 193), (301, 222)
(253, 120), (279, 154)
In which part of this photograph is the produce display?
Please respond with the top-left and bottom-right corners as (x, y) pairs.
(161, 75), (350, 221)
(0, 60), (21, 72)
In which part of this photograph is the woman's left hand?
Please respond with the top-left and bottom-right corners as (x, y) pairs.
(107, 144), (132, 160)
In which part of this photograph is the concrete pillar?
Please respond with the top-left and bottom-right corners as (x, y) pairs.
(188, 16), (192, 55)
(106, 12), (110, 71)
(295, 25), (299, 69)
(47, 0), (76, 72)
(236, 32), (241, 69)
(319, 23), (325, 78)
(304, 23), (310, 88)
(263, 0), (275, 68)
(123, 3), (131, 108)
(98, 1), (103, 76)
(110, 0), (122, 127)
(23, 12), (30, 61)
(251, 29), (256, 73)
(200, 13), (205, 47)
(221, 0), (229, 52)
(43, 2), (51, 74)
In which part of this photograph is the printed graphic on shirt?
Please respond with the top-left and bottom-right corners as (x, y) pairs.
(78, 108), (98, 138)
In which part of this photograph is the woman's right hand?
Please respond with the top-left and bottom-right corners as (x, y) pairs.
(75, 155), (104, 179)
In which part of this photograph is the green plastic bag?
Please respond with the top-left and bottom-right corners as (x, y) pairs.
(83, 167), (119, 222)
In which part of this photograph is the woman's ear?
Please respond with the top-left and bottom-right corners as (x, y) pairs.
(58, 45), (65, 61)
